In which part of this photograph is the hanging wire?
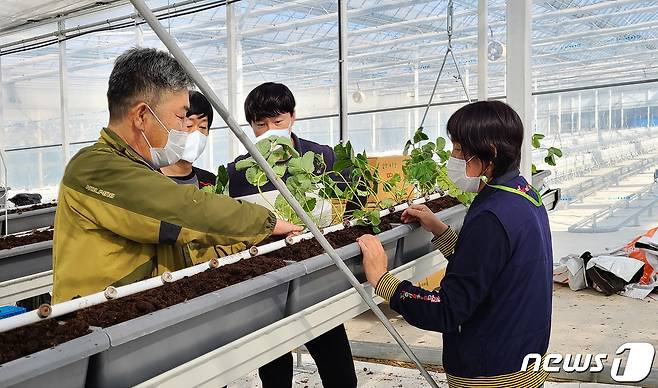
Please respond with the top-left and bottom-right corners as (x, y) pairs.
(418, 0), (472, 132)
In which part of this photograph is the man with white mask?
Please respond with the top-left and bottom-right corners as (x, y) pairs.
(227, 82), (358, 388)
(162, 90), (217, 189)
(227, 82), (340, 197)
(52, 49), (302, 303)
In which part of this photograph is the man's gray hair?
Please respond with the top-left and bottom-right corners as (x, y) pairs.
(107, 47), (194, 119)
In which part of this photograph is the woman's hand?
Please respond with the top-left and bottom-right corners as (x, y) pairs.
(272, 219), (304, 236)
(357, 234), (388, 287)
(401, 204), (449, 237)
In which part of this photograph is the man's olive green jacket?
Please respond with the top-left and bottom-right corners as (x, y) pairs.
(52, 128), (275, 303)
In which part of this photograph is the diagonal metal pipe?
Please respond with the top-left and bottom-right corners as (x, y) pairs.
(129, 0), (440, 386)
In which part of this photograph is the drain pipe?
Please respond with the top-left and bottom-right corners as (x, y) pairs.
(129, 1), (439, 386)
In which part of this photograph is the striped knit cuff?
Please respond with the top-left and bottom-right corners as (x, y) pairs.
(375, 272), (402, 302)
(432, 227), (458, 258)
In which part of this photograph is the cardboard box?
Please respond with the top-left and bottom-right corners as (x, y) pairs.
(367, 155), (413, 204)
(416, 268), (447, 291)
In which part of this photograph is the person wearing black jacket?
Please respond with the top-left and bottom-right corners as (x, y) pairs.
(228, 82), (358, 388)
(162, 90), (216, 189)
(359, 101), (552, 388)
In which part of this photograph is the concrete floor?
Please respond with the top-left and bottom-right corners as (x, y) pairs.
(231, 353), (626, 387)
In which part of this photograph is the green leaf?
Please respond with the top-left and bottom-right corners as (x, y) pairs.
(549, 147), (563, 158)
(545, 155), (556, 166)
(435, 137), (446, 151)
(235, 158), (256, 171)
(413, 129), (429, 143)
(531, 133), (545, 149)
(255, 137), (272, 155)
(403, 140), (412, 156)
(301, 151), (315, 173)
(201, 185), (215, 193)
(380, 198), (396, 209)
(272, 163), (287, 177)
(245, 166), (267, 187)
(532, 164), (538, 174)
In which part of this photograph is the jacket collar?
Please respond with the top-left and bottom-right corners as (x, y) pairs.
(100, 127), (156, 170)
(470, 168), (522, 209)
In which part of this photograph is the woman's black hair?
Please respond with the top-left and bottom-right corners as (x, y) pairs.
(446, 100), (524, 178)
(188, 90), (213, 127)
(244, 82), (296, 124)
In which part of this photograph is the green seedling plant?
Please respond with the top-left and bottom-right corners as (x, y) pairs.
(321, 141), (384, 233)
(403, 128), (475, 205)
(234, 136), (323, 226)
(531, 133), (563, 174)
(201, 165), (230, 195)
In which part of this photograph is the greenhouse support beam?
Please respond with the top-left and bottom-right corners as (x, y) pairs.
(129, 1), (439, 387)
(58, 20), (71, 163)
(506, 0), (532, 180)
(226, 3), (243, 160)
(477, 0), (488, 101)
(338, 0), (348, 143)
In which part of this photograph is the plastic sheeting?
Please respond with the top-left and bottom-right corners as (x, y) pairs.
(0, 1), (124, 33)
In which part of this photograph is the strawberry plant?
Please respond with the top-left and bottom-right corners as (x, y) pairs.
(531, 133), (563, 173)
(202, 165), (230, 195)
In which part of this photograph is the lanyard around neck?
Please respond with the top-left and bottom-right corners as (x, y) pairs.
(487, 183), (543, 207)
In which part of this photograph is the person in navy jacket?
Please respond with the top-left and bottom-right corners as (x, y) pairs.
(359, 101), (553, 388)
(227, 82), (357, 388)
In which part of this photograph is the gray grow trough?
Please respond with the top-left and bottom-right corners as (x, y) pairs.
(86, 262), (305, 387)
(1, 206), (56, 235)
(284, 224), (409, 315)
(397, 204), (468, 265)
(0, 241), (52, 282)
(0, 327), (109, 388)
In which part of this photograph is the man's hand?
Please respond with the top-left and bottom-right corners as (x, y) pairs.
(357, 234), (388, 287)
(401, 204), (448, 237)
(272, 219), (304, 236)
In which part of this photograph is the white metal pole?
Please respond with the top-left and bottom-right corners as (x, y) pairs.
(595, 89), (600, 141)
(129, 1), (439, 386)
(58, 20), (71, 163)
(577, 93), (582, 134)
(609, 89), (612, 131)
(507, 0), (533, 180)
(478, 0), (489, 101)
(558, 94), (562, 135)
(338, 0), (349, 143)
(620, 90), (624, 130)
(227, 3), (243, 160)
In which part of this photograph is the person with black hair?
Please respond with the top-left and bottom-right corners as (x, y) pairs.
(228, 82), (358, 388)
(162, 90), (216, 189)
(359, 101), (552, 388)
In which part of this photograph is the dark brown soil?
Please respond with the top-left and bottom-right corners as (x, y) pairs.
(6, 202), (57, 215)
(0, 228), (54, 250)
(0, 317), (90, 365)
(0, 256), (285, 364)
(381, 196), (461, 225)
(76, 256), (285, 328)
(269, 220), (393, 262)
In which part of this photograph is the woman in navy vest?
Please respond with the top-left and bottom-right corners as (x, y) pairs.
(359, 101), (553, 388)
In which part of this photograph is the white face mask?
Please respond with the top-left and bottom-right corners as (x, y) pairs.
(181, 130), (208, 163)
(447, 156), (483, 193)
(254, 126), (291, 143)
(142, 105), (189, 169)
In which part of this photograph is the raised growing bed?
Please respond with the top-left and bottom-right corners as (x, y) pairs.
(0, 194), (466, 387)
(282, 196), (464, 314)
(0, 256), (297, 387)
(0, 326), (109, 388)
(0, 229), (53, 282)
(1, 202), (56, 235)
